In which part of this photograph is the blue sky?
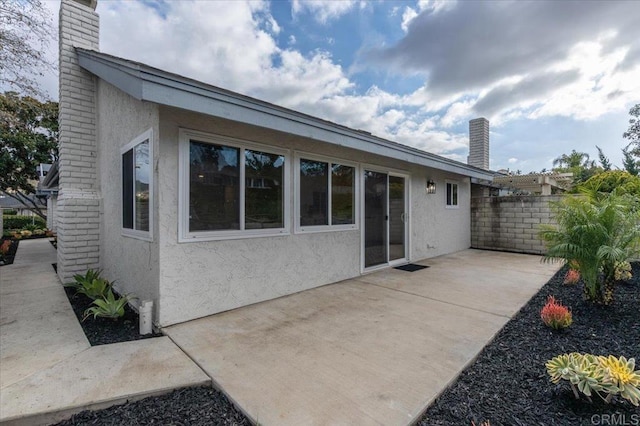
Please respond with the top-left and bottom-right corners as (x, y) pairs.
(39, 0), (640, 172)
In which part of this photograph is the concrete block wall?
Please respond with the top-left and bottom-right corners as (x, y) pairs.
(471, 195), (562, 255)
(56, 0), (101, 282)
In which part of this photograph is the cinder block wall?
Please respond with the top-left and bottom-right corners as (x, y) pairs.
(471, 195), (562, 255)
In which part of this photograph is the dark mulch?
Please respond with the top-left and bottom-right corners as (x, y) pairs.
(64, 287), (162, 346)
(0, 237), (19, 266)
(418, 262), (640, 426)
(54, 385), (251, 426)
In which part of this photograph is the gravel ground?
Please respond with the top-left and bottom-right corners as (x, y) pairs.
(55, 262), (639, 425)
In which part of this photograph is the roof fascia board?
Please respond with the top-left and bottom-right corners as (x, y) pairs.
(78, 52), (144, 100)
(76, 49), (493, 180)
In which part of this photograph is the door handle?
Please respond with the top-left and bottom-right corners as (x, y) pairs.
(401, 213), (406, 222)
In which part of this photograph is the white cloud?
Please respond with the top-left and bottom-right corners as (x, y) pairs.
(291, 0), (357, 24)
(401, 7), (418, 33)
(92, 0), (471, 159)
(508, 158), (518, 164)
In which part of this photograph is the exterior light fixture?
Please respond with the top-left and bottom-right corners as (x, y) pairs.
(426, 179), (436, 194)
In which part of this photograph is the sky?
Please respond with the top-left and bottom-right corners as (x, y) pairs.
(36, 0), (640, 173)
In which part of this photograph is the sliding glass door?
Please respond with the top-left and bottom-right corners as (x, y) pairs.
(363, 170), (408, 269)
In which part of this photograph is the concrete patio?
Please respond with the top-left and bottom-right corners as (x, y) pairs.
(165, 249), (559, 426)
(0, 240), (559, 425)
(0, 239), (210, 425)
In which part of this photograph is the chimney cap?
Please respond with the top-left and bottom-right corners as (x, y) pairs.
(73, 0), (97, 10)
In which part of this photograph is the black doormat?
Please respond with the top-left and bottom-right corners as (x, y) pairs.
(394, 263), (429, 272)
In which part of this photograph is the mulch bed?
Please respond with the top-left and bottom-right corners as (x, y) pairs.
(54, 386), (251, 426)
(64, 287), (162, 346)
(53, 262), (640, 425)
(418, 262), (640, 425)
(0, 237), (19, 266)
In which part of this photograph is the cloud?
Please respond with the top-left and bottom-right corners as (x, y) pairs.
(473, 69), (580, 117)
(40, 0), (640, 173)
(291, 0), (358, 24)
(508, 158), (518, 164)
(371, 1), (640, 98)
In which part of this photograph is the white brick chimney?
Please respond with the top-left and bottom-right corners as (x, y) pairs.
(468, 117), (490, 170)
(57, 0), (101, 281)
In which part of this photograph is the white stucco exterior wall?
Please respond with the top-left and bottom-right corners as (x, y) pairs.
(155, 107), (471, 326)
(96, 80), (161, 314)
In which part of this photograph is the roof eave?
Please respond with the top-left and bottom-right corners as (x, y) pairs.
(76, 48), (494, 181)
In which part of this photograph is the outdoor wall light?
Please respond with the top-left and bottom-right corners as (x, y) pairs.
(426, 179), (436, 194)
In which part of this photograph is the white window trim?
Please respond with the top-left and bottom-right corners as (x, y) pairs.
(445, 180), (459, 209)
(120, 128), (154, 241)
(178, 129), (290, 242)
(294, 151), (359, 234)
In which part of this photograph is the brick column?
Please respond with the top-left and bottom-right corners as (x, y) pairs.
(468, 118), (490, 170)
(57, 0), (101, 282)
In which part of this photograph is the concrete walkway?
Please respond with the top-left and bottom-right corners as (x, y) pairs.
(165, 250), (559, 426)
(0, 239), (210, 425)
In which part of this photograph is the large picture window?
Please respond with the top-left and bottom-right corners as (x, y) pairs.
(122, 129), (153, 240)
(180, 130), (289, 241)
(297, 155), (356, 232)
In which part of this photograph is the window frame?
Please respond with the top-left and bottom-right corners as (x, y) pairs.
(294, 152), (359, 234)
(178, 129), (290, 242)
(445, 180), (459, 209)
(120, 128), (154, 241)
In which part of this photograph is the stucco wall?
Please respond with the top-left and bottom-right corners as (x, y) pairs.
(97, 81), (160, 312)
(156, 107), (471, 326)
(471, 195), (561, 255)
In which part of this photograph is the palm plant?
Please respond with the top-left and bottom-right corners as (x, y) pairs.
(540, 190), (640, 305)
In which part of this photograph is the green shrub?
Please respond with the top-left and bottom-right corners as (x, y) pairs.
(577, 170), (640, 196)
(83, 289), (136, 320)
(3, 209), (17, 215)
(540, 191), (640, 305)
(2, 215), (46, 230)
(65, 269), (113, 300)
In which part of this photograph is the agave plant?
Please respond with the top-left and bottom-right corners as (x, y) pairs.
(540, 190), (640, 305)
(83, 289), (136, 321)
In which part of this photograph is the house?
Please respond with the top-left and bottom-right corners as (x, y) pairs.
(56, 0), (494, 327)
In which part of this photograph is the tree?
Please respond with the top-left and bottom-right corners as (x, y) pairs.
(553, 150), (593, 169)
(622, 144), (639, 176)
(596, 146), (611, 171)
(0, 92), (58, 219)
(0, 0), (54, 97)
(623, 103), (640, 151)
(577, 170), (640, 197)
(552, 149), (599, 186)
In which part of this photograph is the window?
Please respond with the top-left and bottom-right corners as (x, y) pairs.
(446, 181), (458, 208)
(297, 154), (356, 232)
(122, 129), (153, 240)
(179, 130), (289, 241)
